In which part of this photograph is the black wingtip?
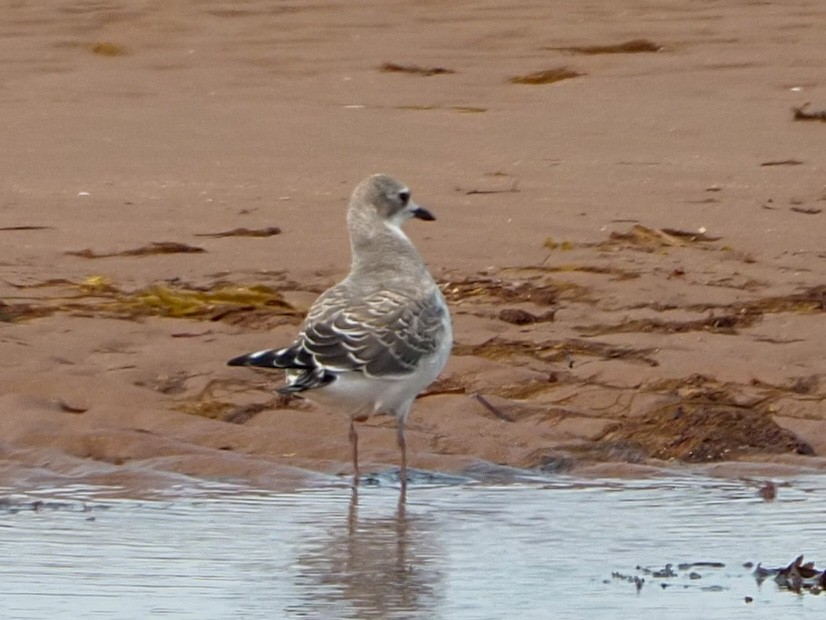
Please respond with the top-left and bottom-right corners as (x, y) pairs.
(226, 347), (300, 370)
(227, 349), (276, 367)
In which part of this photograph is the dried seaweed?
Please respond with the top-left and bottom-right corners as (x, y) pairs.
(760, 159), (803, 167)
(394, 105), (435, 111)
(739, 284), (826, 314)
(67, 242), (205, 259)
(103, 283), (296, 320)
(91, 41), (125, 56)
(78, 275), (118, 294)
(790, 206), (822, 215)
(5, 278), (75, 289)
(395, 105), (487, 113)
(441, 277), (563, 305)
(0, 301), (53, 323)
(492, 377), (570, 400)
(194, 226), (281, 238)
(543, 238), (574, 251)
(0, 225), (53, 231)
(379, 62), (455, 76)
(508, 67), (583, 85)
(603, 225), (720, 250)
(4, 278), (299, 325)
(454, 337), (659, 366)
(601, 404), (813, 462)
(578, 309), (762, 336)
(206, 9), (254, 18)
(498, 308), (556, 325)
(546, 39), (662, 55)
(535, 263), (640, 280)
(450, 106), (487, 114)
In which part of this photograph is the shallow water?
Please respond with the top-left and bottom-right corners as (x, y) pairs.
(2, 473), (825, 619)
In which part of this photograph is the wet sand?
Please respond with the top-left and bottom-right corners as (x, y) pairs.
(2, 0), (825, 490)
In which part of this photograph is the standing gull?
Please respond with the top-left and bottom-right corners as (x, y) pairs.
(228, 174), (452, 491)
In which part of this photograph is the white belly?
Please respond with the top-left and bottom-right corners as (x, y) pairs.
(291, 311), (452, 420)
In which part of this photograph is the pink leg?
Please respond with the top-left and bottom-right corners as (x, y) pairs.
(397, 417), (407, 494)
(349, 418), (360, 487)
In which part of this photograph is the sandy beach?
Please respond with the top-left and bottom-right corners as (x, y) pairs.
(2, 0), (825, 491)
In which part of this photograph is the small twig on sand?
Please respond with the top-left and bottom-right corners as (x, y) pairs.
(472, 393), (516, 422)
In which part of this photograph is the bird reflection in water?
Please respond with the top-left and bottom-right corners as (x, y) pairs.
(290, 489), (444, 618)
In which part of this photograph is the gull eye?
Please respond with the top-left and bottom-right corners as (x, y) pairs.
(398, 189), (410, 205)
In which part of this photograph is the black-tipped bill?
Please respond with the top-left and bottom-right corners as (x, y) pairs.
(412, 205), (436, 221)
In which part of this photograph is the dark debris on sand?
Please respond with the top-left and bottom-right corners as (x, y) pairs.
(600, 403), (814, 462)
(793, 103), (826, 122)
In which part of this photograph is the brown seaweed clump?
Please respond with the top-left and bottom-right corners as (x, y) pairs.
(509, 68), (583, 85)
(4, 277), (300, 328)
(754, 555), (826, 594)
(66, 242), (205, 259)
(601, 404), (813, 462)
(91, 41), (125, 56)
(379, 62), (455, 76)
(547, 39), (663, 55)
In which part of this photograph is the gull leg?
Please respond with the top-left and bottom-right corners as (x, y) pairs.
(397, 417), (407, 495)
(349, 418), (360, 487)
(348, 486), (359, 535)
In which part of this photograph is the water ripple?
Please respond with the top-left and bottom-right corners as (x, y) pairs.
(2, 475), (826, 619)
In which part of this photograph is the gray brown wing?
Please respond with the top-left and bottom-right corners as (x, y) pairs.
(297, 287), (447, 378)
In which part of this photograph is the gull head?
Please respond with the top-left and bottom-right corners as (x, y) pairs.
(350, 174), (435, 227)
